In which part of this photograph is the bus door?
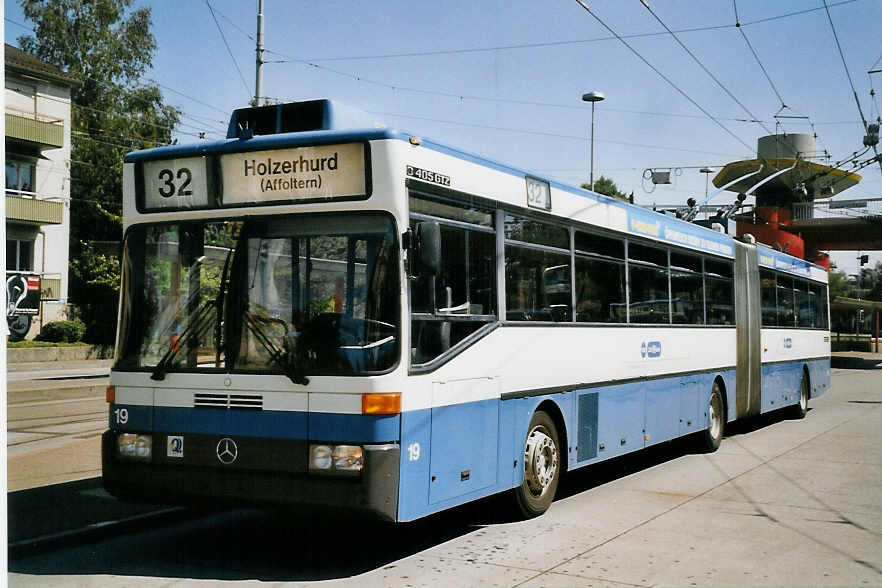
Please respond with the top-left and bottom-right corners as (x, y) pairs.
(733, 240), (762, 417)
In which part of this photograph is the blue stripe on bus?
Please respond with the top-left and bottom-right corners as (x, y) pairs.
(308, 412), (400, 443)
(109, 406), (400, 443)
(761, 357), (830, 412)
(396, 368), (738, 521)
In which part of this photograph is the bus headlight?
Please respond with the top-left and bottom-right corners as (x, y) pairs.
(309, 444), (363, 474)
(332, 445), (364, 472)
(117, 433), (152, 461)
(309, 445), (333, 470)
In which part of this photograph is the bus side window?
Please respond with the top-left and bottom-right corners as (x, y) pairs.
(574, 231), (625, 323)
(760, 270), (778, 326)
(504, 214), (572, 323)
(409, 204), (497, 365)
(795, 279), (814, 328)
(704, 258), (734, 326)
(776, 276), (795, 327)
(811, 283), (828, 329)
(628, 242), (670, 325)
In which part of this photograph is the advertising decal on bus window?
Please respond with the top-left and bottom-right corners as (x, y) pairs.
(757, 249), (813, 277)
(627, 207), (734, 258)
(220, 143), (367, 205)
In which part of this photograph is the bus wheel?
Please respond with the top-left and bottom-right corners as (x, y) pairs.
(699, 382), (724, 453)
(514, 410), (561, 518)
(791, 370), (809, 419)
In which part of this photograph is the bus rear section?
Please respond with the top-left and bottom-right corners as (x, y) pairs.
(103, 211), (406, 521)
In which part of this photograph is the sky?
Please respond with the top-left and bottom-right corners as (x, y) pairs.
(4, 0), (881, 274)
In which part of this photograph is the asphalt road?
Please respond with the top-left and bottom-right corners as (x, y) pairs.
(7, 363), (882, 587)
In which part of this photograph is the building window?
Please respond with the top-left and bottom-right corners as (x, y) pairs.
(6, 239), (35, 271)
(6, 159), (36, 196)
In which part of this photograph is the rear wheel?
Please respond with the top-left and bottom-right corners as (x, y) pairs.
(514, 410), (561, 518)
(699, 382), (724, 453)
(791, 370), (809, 419)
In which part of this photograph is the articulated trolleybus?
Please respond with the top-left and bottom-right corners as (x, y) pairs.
(103, 100), (831, 521)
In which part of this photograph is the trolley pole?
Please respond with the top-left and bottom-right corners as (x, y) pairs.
(254, 0), (265, 107)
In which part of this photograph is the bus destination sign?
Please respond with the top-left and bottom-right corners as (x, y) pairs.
(220, 143), (366, 205)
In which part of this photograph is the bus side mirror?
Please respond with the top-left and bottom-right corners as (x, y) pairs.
(414, 221), (441, 276)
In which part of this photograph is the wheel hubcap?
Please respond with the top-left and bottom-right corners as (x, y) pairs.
(524, 427), (558, 497)
(800, 378), (808, 411)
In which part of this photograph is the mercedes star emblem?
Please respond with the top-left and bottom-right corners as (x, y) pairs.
(216, 438), (238, 464)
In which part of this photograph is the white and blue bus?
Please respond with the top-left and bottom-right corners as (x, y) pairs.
(103, 100), (831, 521)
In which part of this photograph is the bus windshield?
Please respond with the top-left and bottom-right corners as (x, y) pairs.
(115, 213), (400, 378)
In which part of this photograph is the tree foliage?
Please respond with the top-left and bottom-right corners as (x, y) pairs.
(581, 175), (631, 202)
(19, 0), (181, 342)
(829, 262), (882, 302)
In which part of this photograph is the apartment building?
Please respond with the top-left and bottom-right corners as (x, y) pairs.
(5, 43), (78, 339)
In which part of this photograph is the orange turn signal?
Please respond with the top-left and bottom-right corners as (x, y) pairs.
(362, 393), (401, 415)
(106, 385), (116, 404)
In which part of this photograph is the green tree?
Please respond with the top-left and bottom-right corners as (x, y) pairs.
(19, 0), (181, 342)
(581, 176), (630, 202)
(827, 265), (850, 299)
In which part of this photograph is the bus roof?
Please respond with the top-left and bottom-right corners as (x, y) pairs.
(124, 111), (827, 279)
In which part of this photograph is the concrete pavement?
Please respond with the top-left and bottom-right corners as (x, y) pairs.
(6, 355), (881, 586)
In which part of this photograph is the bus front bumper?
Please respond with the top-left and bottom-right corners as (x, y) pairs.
(101, 430), (400, 521)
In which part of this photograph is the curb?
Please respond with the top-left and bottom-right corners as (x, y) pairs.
(7, 345), (114, 364)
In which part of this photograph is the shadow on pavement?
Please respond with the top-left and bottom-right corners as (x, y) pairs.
(7, 408), (802, 581)
(831, 355), (882, 370)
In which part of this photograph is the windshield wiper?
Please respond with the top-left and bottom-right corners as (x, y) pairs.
(150, 297), (217, 381)
(243, 311), (310, 386)
(213, 243), (237, 366)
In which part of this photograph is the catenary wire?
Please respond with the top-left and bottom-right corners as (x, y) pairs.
(372, 111), (747, 158)
(205, 0), (252, 101)
(732, 0), (787, 109)
(822, 0), (882, 176)
(640, 0), (774, 142)
(575, 1), (754, 152)
(261, 0), (858, 63)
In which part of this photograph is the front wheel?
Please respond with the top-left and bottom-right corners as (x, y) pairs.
(699, 382), (724, 453)
(514, 410), (561, 518)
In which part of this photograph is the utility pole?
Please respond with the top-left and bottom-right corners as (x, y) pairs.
(254, 0), (265, 107)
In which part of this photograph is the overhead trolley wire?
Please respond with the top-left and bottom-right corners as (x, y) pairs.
(640, 0), (774, 140)
(732, 0), (787, 110)
(205, 0), (252, 101)
(574, 1), (754, 153)
(262, 0), (859, 64)
(822, 0), (882, 176)
(371, 111), (745, 158)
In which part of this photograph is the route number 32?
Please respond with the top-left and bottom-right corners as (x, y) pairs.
(157, 168), (193, 198)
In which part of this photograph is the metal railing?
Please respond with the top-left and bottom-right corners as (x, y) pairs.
(793, 198), (882, 222)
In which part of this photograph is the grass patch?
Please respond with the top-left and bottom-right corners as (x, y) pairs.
(8, 341), (90, 348)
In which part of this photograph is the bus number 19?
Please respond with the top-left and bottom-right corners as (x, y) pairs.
(408, 442), (421, 462)
(114, 408), (129, 425)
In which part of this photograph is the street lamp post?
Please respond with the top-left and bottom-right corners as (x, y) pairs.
(700, 167), (715, 198)
(582, 91), (604, 191)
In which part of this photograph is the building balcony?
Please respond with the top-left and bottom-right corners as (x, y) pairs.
(5, 191), (64, 225)
(5, 110), (64, 149)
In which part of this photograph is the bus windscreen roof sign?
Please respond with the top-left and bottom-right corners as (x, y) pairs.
(220, 143), (367, 206)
